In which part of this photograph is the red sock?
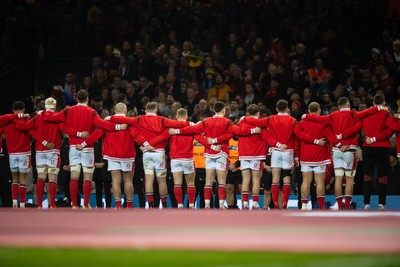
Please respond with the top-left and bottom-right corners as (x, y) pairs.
(204, 185), (212, 201)
(345, 195), (352, 209)
(36, 179), (45, 207)
(19, 184), (27, 204)
(173, 185), (183, 204)
(218, 185), (226, 201)
(271, 184), (279, 208)
(11, 183), (19, 201)
(161, 195), (168, 207)
(252, 194), (259, 202)
(317, 196), (325, 209)
(126, 200), (133, 208)
(301, 198), (308, 204)
(242, 192), (249, 202)
(115, 200), (121, 209)
(187, 185), (195, 205)
(83, 179), (92, 207)
(70, 179), (79, 207)
(282, 184), (291, 208)
(49, 181), (57, 208)
(336, 196), (343, 209)
(146, 193), (154, 207)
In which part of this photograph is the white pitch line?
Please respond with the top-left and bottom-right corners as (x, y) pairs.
(285, 211), (400, 217)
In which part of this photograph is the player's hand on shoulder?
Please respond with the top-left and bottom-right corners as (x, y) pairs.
(393, 113), (400, 119)
(104, 116), (111, 121)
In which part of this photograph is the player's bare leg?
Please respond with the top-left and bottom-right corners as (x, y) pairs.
(314, 172), (326, 209)
(241, 169), (251, 210)
(344, 171), (355, 209)
(111, 170), (123, 209)
(144, 171), (155, 208)
(271, 168), (281, 208)
(35, 165), (47, 208)
(251, 170), (262, 209)
(156, 170), (168, 208)
(82, 167), (94, 208)
(301, 172), (312, 210)
(216, 169), (228, 209)
(172, 171), (184, 208)
(204, 168), (216, 208)
(185, 172), (196, 209)
(123, 171), (134, 208)
(334, 168), (345, 210)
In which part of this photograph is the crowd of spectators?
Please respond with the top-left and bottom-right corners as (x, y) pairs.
(2, 0), (400, 201)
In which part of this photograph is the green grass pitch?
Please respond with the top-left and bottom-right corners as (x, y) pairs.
(0, 248), (399, 267)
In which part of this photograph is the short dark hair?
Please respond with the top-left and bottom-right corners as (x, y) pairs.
(276, 99), (288, 112)
(247, 104), (259, 116)
(12, 101), (25, 111)
(308, 102), (320, 113)
(213, 101), (226, 113)
(373, 94), (385, 105)
(77, 89), (89, 102)
(337, 97), (349, 107)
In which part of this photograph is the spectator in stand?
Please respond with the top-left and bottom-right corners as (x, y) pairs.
(92, 67), (112, 98)
(137, 76), (155, 101)
(183, 86), (199, 117)
(235, 94), (247, 114)
(223, 32), (240, 65)
(228, 98), (245, 121)
(207, 74), (231, 104)
(300, 87), (317, 114)
(306, 58), (330, 96)
(81, 76), (94, 96)
(190, 99), (212, 123)
(243, 83), (258, 107)
(102, 43), (120, 72)
(201, 68), (216, 97)
(290, 100), (303, 122)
